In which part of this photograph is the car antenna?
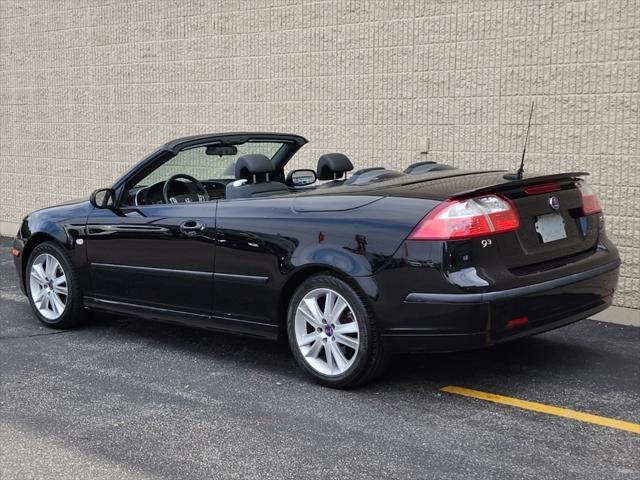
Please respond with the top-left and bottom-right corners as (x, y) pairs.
(504, 101), (535, 181)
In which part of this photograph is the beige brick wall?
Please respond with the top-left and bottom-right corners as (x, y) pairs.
(0, 0), (638, 310)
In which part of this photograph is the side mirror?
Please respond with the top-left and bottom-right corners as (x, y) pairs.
(287, 169), (317, 187)
(90, 188), (116, 209)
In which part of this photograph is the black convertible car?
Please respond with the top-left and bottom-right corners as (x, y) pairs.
(11, 132), (619, 388)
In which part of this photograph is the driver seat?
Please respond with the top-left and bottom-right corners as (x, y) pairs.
(225, 154), (288, 199)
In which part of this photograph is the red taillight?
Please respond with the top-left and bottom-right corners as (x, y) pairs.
(524, 183), (561, 195)
(506, 316), (529, 328)
(576, 180), (602, 216)
(408, 194), (520, 240)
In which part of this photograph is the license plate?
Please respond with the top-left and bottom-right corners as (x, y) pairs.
(535, 213), (567, 243)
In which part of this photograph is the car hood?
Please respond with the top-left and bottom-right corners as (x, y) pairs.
(21, 198), (92, 233)
(27, 197), (89, 217)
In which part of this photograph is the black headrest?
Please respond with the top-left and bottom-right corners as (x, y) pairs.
(235, 154), (273, 181)
(317, 153), (354, 180)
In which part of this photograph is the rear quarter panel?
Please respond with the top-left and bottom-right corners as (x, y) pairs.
(213, 195), (438, 323)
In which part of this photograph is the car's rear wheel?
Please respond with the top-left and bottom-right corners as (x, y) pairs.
(287, 274), (388, 388)
(26, 241), (84, 329)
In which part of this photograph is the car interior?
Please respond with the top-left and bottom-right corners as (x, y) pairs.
(125, 141), (457, 206)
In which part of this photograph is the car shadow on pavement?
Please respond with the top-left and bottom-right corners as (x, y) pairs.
(86, 312), (619, 393)
(386, 337), (596, 386)
(88, 312), (298, 369)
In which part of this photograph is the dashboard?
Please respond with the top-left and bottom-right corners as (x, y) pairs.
(129, 179), (229, 206)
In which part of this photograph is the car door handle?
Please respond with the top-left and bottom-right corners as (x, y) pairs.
(180, 220), (206, 236)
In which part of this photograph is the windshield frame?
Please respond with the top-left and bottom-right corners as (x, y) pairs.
(111, 133), (308, 206)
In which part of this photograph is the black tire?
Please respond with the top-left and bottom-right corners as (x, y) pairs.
(25, 241), (84, 329)
(287, 273), (388, 388)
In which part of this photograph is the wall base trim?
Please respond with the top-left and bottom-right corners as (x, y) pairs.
(0, 221), (19, 237)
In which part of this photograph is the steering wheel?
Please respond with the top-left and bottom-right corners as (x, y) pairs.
(162, 174), (210, 204)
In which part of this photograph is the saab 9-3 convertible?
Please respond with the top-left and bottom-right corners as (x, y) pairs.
(12, 133), (619, 388)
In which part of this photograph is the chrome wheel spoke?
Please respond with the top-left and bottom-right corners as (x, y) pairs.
(305, 339), (324, 359)
(300, 298), (323, 328)
(324, 342), (334, 372)
(31, 264), (47, 284)
(326, 296), (347, 324)
(50, 292), (65, 315)
(53, 275), (68, 295)
(36, 290), (48, 309)
(323, 291), (336, 318)
(335, 333), (358, 350)
(298, 332), (320, 347)
(294, 288), (360, 377)
(331, 343), (349, 371)
(45, 255), (58, 277)
(334, 321), (358, 335)
(53, 285), (68, 296)
(33, 287), (46, 301)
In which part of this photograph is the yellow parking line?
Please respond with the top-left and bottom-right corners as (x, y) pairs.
(441, 385), (640, 434)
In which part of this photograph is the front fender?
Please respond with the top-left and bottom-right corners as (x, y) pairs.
(15, 219), (77, 294)
(15, 200), (92, 294)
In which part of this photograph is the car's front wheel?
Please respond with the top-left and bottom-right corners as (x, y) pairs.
(287, 274), (388, 388)
(26, 241), (84, 329)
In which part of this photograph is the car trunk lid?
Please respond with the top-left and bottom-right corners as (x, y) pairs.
(489, 179), (598, 271)
(390, 171), (599, 271)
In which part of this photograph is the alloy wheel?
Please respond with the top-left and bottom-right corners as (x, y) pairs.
(29, 253), (68, 320)
(294, 288), (360, 376)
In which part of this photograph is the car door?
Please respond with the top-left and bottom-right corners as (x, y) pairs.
(85, 202), (217, 315)
(84, 144), (227, 315)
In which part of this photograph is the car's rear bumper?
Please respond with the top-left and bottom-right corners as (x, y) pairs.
(381, 258), (620, 353)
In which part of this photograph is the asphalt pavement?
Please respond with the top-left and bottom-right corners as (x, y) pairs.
(1, 236), (638, 479)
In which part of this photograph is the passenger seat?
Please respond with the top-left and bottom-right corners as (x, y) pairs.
(225, 154), (288, 199)
(317, 153), (354, 186)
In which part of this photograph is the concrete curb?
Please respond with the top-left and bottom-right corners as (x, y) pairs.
(590, 306), (640, 327)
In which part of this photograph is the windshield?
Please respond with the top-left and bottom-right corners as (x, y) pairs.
(135, 141), (286, 188)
